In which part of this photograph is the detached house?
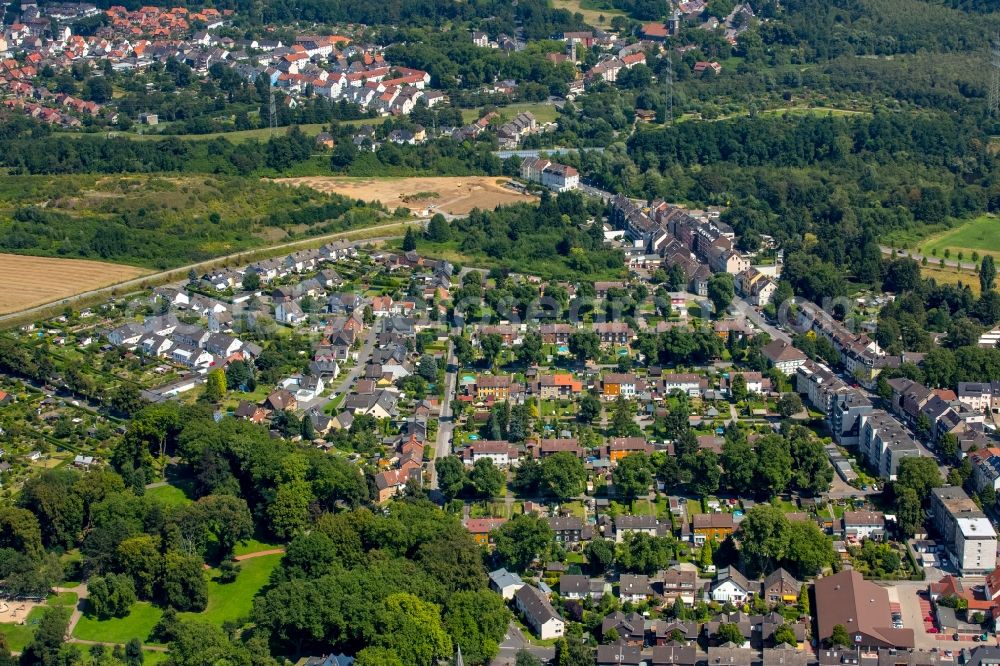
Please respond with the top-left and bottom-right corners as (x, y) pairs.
(660, 567), (699, 606)
(710, 566), (753, 604)
(762, 568), (801, 605)
(762, 340), (807, 376)
(619, 574), (654, 603)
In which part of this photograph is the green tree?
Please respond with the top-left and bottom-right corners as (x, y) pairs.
(470, 458), (505, 498)
(687, 450), (721, 497)
(585, 539), (615, 574)
(830, 623), (851, 648)
(756, 435), (793, 497)
(402, 227), (417, 252)
(268, 479), (314, 539)
(20, 606), (70, 666)
(125, 638), (144, 666)
(777, 393), (803, 418)
(515, 650), (544, 666)
(896, 457), (943, 502)
(738, 505), (790, 576)
(492, 514), (554, 571)
(161, 552), (207, 612)
(18, 469), (83, 549)
(612, 454), (652, 504)
(707, 273), (735, 317)
(204, 369), (226, 403)
(981, 255), (996, 293)
(479, 334), (504, 368)
(426, 214), (451, 242)
(436, 456), (466, 500)
(729, 374), (748, 404)
(516, 332), (543, 367)
(609, 395), (637, 437)
(577, 393), (602, 423)
(442, 590), (511, 665)
(0, 506), (43, 557)
(721, 437), (756, 493)
(616, 532), (674, 575)
(895, 486), (924, 537)
(110, 383), (145, 416)
(774, 624), (797, 646)
(370, 593), (452, 666)
(87, 573), (136, 619)
(355, 647), (405, 666)
(540, 451), (587, 500)
(568, 331), (601, 362)
(717, 622), (745, 645)
(242, 270), (261, 292)
(797, 585), (810, 615)
(417, 354), (438, 382)
(784, 521), (835, 577)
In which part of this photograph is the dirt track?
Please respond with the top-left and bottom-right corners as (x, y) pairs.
(274, 176), (535, 215)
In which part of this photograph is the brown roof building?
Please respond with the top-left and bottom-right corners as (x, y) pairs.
(813, 570), (915, 650)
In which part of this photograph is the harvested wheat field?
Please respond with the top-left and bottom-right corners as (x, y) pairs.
(0, 254), (148, 314)
(275, 176), (536, 216)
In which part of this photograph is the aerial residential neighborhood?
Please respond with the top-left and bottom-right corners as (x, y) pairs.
(1, 0), (1000, 665)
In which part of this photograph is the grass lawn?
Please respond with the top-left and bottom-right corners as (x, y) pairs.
(918, 215), (1000, 260)
(461, 102), (561, 125)
(686, 499), (704, 516)
(73, 601), (164, 644)
(74, 554), (281, 644)
(562, 501), (586, 519)
(322, 393), (346, 414)
(550, 0), (624, 25)
(144, 650), (170, 665)
(183, 554), (282, 626)
(233, 539), (284, 557)
(769, 498), (799, 513)
(629, 499), (656, 516)
(47, 591), (78, 608)
(99, 123), (331, 144)
(145, 483), (193, 508)
(0, 622), (36, 652)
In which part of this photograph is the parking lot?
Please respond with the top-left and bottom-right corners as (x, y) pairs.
(892, 581), (997, 650)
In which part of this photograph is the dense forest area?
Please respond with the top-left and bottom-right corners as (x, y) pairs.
(568, 110), (998, 302)
(0, 116), (502, 179)
(766, 0), (1000, 58)
(427, 190), (626, 281)
(1, 400), (509, 665)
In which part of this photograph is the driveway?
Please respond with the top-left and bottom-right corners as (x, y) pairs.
(298, 323), (378, 413)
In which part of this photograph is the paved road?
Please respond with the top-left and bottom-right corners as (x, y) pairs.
(429, 339), (457, 490)
(0, 223), (417, 327)
(881, 245), (978, 272)
(299, 324), (379, 413)
(732, 297), (790, 343)
(495, 621), (556, 664)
